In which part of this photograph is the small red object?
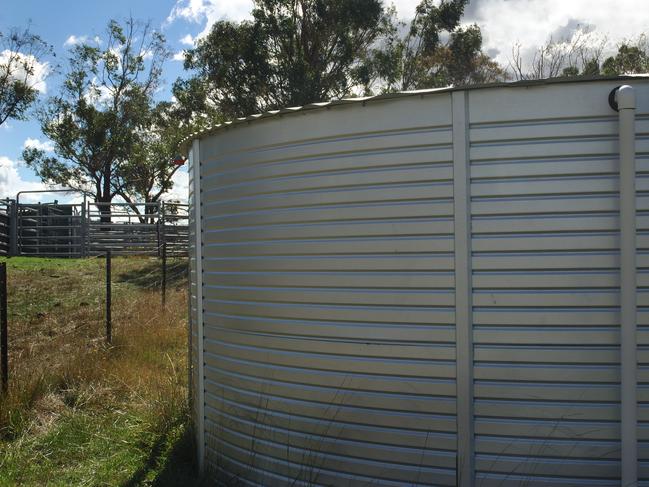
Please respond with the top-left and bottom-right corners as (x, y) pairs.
(172, 155), (186, 166)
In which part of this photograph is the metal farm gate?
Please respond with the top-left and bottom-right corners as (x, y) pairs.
(17, 202), (84, 257)
(160, 203), (190, 257)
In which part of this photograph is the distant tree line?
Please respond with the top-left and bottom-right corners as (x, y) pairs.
(2, 0), (648, 211)
(510, 30), (649, 80)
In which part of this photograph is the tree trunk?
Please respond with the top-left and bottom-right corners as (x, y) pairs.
(100, 166), (112, 225)
(96, 196), (111, 226)
(145, 199), (158, 226)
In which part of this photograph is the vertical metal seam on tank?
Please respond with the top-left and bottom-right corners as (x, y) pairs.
(193, 138), (206, 474)
(452, 89), (474, 486)
(616, 85), (638, 486)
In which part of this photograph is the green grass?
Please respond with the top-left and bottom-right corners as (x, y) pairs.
(1, 408), (195, 486)
(0, 256), (199, 486)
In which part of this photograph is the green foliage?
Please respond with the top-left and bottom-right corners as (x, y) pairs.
(177, 0), (392, 119)
(22, 18), (169, 205)
(115, 101), (193, 208)
(0, 26), (53, 126)
(561, 66), (580, 77)
(369, 0), (506, 91)
(177, 0), (505, 120)
(519, 33), (649, 80)
(581, 58), (601, 76)
(556, 40), (649, 78)
(602, 38), (649, 75)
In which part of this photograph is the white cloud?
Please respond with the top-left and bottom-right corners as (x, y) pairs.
(391, 0), (422, 18)
(66, 35), (82, 47)
(167, 0), (253, 37)
(23, 138), (54, 152)
(172, 51), (186, 62)
(0, 49), (49, 93)
(388, 0), (649, 66)
(458, 0), (649, 67)
(164, 168), (189, 203)
(64, 34), (101, 48)
(179, 34), (195, 46)
(165, 0), (448, 36)
(83, 77), (115, 107)
(0, 156), (48, 200)
(63, 35), (86, 47)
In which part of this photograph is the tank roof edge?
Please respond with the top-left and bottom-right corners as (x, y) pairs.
(179, 74), (649, 155)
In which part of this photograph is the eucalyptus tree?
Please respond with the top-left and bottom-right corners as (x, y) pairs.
(23, 18), (169, 220)
(113, 100), (196, 222)
(176, 0), (392, 120)
(367, 0), (506, 92)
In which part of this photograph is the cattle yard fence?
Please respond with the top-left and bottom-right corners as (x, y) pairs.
(0, 197), (188, 258)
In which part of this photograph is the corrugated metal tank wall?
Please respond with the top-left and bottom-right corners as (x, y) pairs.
(198, 94), (459, 485)
(640, 94), (649, 485)
(467, 83), (648, 486)
(188, 143), (200, 444)
(188, 78), (649, 486)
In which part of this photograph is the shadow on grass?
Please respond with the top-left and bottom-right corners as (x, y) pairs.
(121, 421), (204, 487)
(116, 259), (188, 290)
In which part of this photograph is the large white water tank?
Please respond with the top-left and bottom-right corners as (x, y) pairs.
(187, 77), (649, 486)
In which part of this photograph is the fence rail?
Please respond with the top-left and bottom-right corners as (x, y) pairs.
(0, 201), (11, 257)
(88, 202), (162, 256)
(0, 198), (188, 257)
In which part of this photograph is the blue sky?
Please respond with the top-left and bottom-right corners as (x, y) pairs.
(1, 0), (646, 202)
(0, 0), (192, 202)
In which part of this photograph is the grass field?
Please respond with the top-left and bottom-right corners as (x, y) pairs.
(0, 256), (199, 486)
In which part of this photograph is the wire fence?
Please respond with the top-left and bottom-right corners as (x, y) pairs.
(0, 250), (189, 402)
